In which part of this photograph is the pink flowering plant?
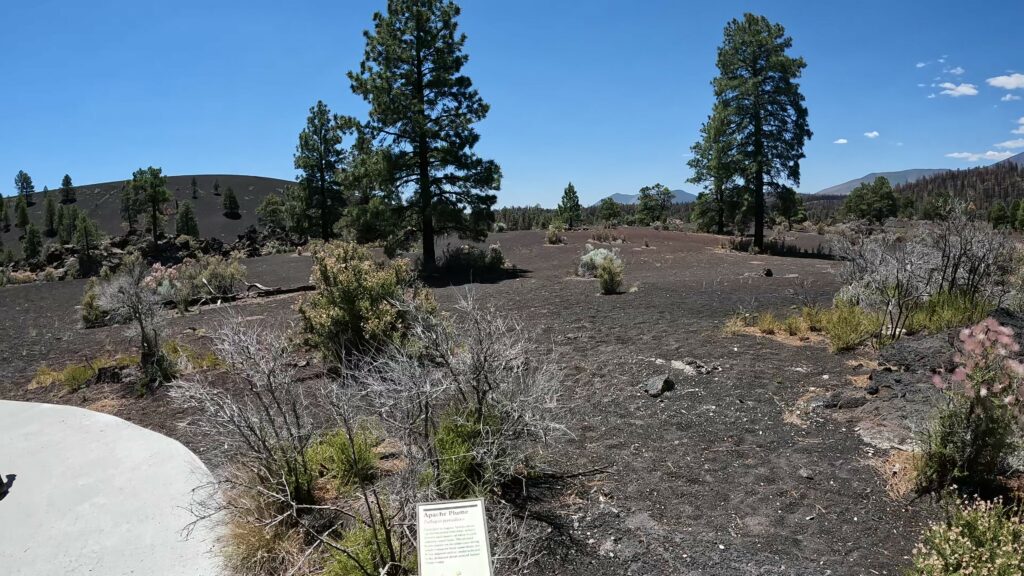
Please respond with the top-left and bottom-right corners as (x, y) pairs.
(932, 318), (1024, 418)
(919, 317), (1023, 494)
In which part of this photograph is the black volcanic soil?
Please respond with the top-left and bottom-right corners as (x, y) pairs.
(0, 228), (938, 575)
(0, 174), (292, 251)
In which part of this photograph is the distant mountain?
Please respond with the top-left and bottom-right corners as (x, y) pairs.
(597, 189), (696, 206)
(998, 151), (1024, 167)
(815, 169), (949, 196)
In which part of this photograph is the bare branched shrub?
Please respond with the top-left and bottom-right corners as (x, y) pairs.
(340, 292), (568, 573)
(96, 259), (172, 388)
(173, 296), (566, 576)
(830, 202), (1014, 344)
(171, 320), (318, 505)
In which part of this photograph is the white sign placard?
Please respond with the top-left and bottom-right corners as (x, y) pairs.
(416, 498), (493, 576)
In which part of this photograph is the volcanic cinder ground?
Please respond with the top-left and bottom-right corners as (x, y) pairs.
(0, 228), (941, 575)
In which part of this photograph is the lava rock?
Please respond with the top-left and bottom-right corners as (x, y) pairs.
(762, 267), (773, 277)
(643, 374), (675, 398)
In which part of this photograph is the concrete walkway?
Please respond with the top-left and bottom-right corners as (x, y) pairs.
(0, 400), (222, 575)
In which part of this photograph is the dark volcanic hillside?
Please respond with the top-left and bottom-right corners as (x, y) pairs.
(1, 174), (292, 248)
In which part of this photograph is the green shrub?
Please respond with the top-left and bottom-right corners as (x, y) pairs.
(80, 278), (107, 328)
(909, 498), (1024, 575)
(434, 410), (491, 499)
(801, 305), (827, 332)
(307, 426), (379, 490)
(323, 523), (413, 576)
(821, 303), (881, 352)
(299, 241), (434, 365)
(915, 396), (1016, 495)
(596, 256), (624, 295)
(906, 291), (994, 335)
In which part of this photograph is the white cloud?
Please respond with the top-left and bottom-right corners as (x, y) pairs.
(916, 62), (927, 68)
(938, 82), (979, 97)
(833, 138), (848, 144)
(945, 151), (1014, 162)
(1002, 94), (1022, 102)
(987, 73), (1024, 90)
(917, 83), (927, 87)
(1014, 117), (1024, 135)
(994, 138), (1024, 149)
(938, 57), (946, 64)
(948, 66), (965, 75)
(927, 93), (937, 99)
(864, 131), (880, 138)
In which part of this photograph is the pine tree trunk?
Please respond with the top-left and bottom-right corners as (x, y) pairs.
(419, 140), (435, 271)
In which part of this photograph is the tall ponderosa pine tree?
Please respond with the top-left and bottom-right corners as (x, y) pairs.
(558, 182), (582, 229)
(688, 103), (741, 234)
(349, 0), (500, 270)
(177, 201), (200, 237)
(43, 195), (58, 237)
(213, 179), (221, 196)
(190, 176), (199, 200)
(22, 223), (42, 263)
(712, 13), (811, 250)
(294, 100), (347, 239)
(0, 198), (8, 231)
(222, 187), (240, 218)
(14, 195), (30, 231)
(989, 201), (1010, 229)
(15, 170), (35, 205)
(60, 174), (75, 204)
(119, 181), (142, 232)
(130, 167), (170, 244)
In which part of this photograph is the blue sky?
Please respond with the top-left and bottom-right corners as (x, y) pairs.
(1, 0), (1022, 206)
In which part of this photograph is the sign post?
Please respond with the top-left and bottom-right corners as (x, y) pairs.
(416, 498), (493, 576)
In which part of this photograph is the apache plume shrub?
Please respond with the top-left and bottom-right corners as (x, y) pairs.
(578, 244), (620, 278)
(909, 497), (1024, 576)
(917, 318), (1023, 494)
(596, 255), (624, 295)
(299, 241), (435, 365)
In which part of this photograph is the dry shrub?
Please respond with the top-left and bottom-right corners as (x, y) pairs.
(545, 223), (565, 245)
(909, 497), (1024, 576)
(299, 241), (434, 366)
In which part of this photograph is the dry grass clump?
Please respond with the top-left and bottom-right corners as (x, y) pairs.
(30, 355), (136, 393)
(870, 450), (922, 500)
(756, 312), (782, 335)
(597, 256), (624, 295)
(783, 315), (807, 337)
(818, 303), (881, 352)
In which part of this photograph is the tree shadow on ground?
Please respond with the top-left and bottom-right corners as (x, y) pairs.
(420, 266), (531, 288)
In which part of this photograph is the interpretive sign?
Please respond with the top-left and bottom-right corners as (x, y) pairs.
(416, 498), (493, 576)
